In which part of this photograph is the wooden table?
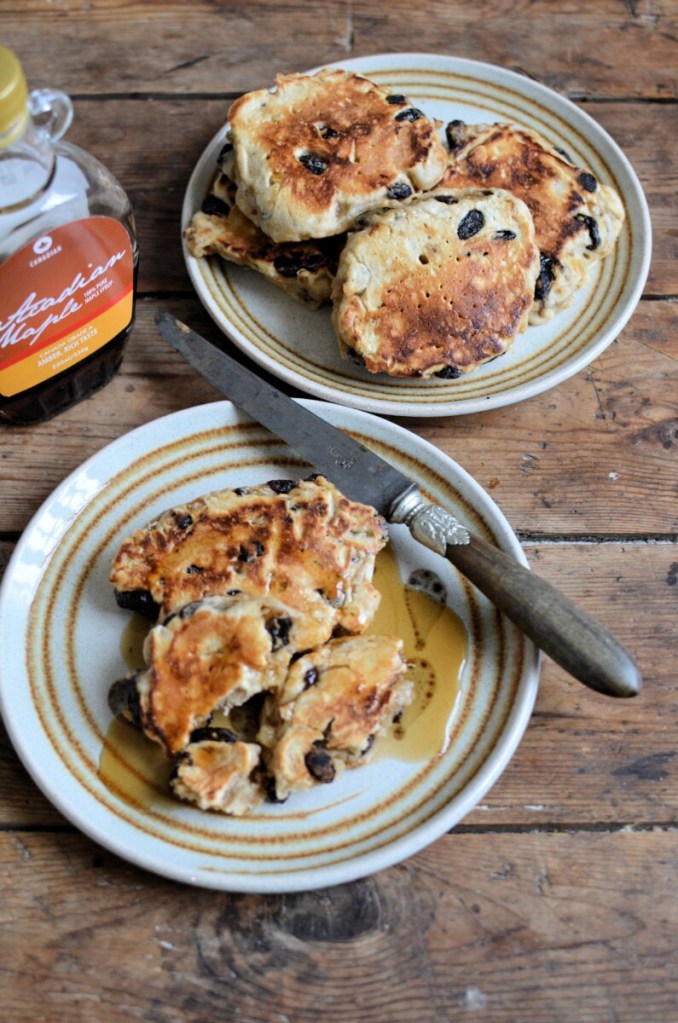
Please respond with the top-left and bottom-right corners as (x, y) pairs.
(1, 3), (676, 1020)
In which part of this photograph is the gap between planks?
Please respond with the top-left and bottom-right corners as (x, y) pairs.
(1, 820), (675, 836)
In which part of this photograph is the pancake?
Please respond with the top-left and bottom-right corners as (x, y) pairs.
(331, 187), (539, 377)
(109, 594), (309, 756)
(169, 727), (264, 815)
(183, 169), (339, 308)
(258, 634), (412, 801)
(110, 475), (388, 648)
(438, 121), (625, 323)
(228, 68), (448, 242)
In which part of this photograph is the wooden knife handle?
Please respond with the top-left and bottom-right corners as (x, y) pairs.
(445, 534), (641, 698)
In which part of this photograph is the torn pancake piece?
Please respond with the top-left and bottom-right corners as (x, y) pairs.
(183, 169), (339, 308)
(259, 634), (413, 801)
(110, 475), (388, 648)
(438, 121), (625, 323)
(170, 726), (264, 815)
(332, 187), (539, 377)
(228, 68), (448, 242)
(109, 594), (310, 757)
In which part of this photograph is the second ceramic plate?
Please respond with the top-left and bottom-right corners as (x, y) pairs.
(182, 53), (651, 417)
(0, 401), (538, 892)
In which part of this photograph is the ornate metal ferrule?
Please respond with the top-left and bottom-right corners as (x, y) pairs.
(389, 487), (470, 555)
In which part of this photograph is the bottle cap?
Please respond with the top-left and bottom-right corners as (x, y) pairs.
(0, 46), (29, 146)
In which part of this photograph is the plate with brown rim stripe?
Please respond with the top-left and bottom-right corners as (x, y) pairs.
(182, 52), (651, 418)
(0, 401), (539, 891)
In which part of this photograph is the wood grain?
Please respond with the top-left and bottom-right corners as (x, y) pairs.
(2, 0), (676, 99)
(0, 2), (676, 1017)
(0, 828), (675, 1023)
(2, 298), (676, 535)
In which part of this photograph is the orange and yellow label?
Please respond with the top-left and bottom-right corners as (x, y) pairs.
(0, 217), (134, 397)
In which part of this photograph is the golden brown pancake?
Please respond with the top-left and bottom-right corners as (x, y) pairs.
(169, 726), (264, 815)
(258, 634), (412, 801)
(114, 594), (309, 756)
(110, 475), (388, 647)
(184, 169), (339, 308)
(438, 121), (625, 322)
(228, 68), (448, 242)
(332, 187), (539, 377)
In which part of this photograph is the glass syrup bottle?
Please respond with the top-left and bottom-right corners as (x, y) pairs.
(0, 46), (139, 424)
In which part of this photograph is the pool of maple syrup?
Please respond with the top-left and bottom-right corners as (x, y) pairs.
(99, 545), (467, 800)
(368, 546), (466, 762)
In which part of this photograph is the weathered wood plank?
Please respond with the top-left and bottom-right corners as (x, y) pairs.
(2, 0), (676, 99)
(413, 299), (678, 536)
(0, 828), (675, 1023)
(0, 542), (11, 574)
(0, 5), (673, 1018)
(1, 297), (675, 535)
(1, 542), (675, 827)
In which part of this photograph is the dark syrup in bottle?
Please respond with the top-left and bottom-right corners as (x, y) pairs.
(0, 46), (139, 425)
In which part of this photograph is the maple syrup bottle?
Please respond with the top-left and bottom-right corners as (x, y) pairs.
(0, 46), (139, 424)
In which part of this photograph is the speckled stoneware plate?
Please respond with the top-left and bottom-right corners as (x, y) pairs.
(0, 401), (539, 892)
(182, 52), (651, 418)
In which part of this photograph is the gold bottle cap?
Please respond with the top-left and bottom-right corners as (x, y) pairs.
(0, 46), (29, 146)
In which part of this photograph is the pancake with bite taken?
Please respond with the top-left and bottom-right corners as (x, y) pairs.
(257, 634), (413, 801)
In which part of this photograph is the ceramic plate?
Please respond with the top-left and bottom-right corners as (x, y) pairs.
(182, 52), (651, 418)
(0, 401), (539, 892)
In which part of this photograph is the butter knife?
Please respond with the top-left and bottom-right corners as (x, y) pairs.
(156, 311), (641, 699)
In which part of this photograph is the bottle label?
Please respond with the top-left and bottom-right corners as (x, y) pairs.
(0, 217), (134, 397)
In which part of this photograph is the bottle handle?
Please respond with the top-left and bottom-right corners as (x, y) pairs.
(28, 88), (73, 142)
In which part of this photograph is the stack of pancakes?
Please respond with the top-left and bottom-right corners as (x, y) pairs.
(108, 475), (413, 815)
(185, 67), (625, 380)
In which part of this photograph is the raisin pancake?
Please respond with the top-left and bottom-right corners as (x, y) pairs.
(170, 727), (264, 815)
(438, 121), (625, 323)
(331, 187), (540, 378)
(227, 68), (448, 242)
(184, 169), (339, 308)
(108, 594), (309, 756)
(110, 475), (388, 647)
(258, 634), (413, 801)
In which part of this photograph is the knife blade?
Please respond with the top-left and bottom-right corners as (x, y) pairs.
(156, 311), (641, 699)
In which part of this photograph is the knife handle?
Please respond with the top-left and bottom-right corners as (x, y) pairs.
(444, 534), (641, 698)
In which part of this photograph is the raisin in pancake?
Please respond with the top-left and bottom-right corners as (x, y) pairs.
(110, 475), (388, 647)
(170, 727), (264, 815)
(184, 170), (339, 308)
(258, 634), (412, 801)
(227, 68), (448, 242)
(438, 121), (625, 323)
(331, 187), (539, 378)
(108, 594), (310, 756)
